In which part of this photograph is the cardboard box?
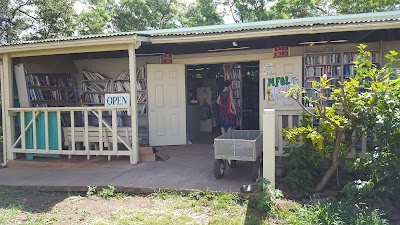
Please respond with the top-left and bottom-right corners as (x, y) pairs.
(139, 147), (156, 162)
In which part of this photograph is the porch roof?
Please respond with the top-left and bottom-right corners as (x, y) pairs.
(136, 11), (400, 37)
(1, 11), (400, 50)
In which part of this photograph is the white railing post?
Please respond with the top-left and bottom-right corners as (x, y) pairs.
(263, 109), (276, 187)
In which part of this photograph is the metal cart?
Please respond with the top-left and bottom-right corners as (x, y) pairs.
(213, 130), (263, 181)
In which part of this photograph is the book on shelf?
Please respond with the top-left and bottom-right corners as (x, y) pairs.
(138, 104), (146, 114)
(26, 74), (73, 87)
(82, 70), (107, 80)
(136, 67), (146, 79)
(114, 81), (130, 92)
(305, 53), (341, 65)
(83, 93), (104, 104)
(115, 71), (130, 80)
(343, 52), (380, 64)
(137, 93), (147, 102)
(136, 80), (146, 91)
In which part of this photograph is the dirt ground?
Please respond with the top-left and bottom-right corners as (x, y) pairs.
(8, 192), (156, 224)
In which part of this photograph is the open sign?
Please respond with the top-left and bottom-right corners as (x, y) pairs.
(104, 93), (130, 107)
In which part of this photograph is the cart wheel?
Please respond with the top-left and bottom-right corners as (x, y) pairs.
(228, 160), (237, 168)
(214, 159), (226, 179)
(251, 158), (262, 182)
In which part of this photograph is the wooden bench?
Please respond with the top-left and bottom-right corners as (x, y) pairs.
(62, 126), (132, 150)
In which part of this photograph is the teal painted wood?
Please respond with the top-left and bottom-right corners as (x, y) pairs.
(23, 112), (60, 160)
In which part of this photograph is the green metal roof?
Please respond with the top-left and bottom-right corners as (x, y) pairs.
(2, 11), (400, 46)
(137, 10), (400, 37)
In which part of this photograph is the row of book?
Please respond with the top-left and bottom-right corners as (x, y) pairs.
(343, 52), (380, 64)
(305, 65), (341, 77)
(29, 89), (75, 101)
(304, 78), (340, 89)
(83, 82), (112, 92)
(136, 80), (146, 91)
(343, 65), (357, 77)
(137, 93), (147, 103)
(231, 80), (241, 89)
(115, 71), (130, 80)
(137, 67), (146, 79)
(83, 93), (104, 104)
(83, 70), (107, 80)
(305, 54), (341, 65)
(234, 99), (241, 107)
(137, 104), (147, 114)
(26, 74), (73, 87)
(232, 89), (241, 98)
(224, 64), (242, 80)
(114, 81), (130, 92)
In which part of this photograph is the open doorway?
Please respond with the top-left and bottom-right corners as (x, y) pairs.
(186, 61), (259, 144)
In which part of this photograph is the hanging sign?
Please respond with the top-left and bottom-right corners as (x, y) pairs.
(105, 93), (130, 107)
(161, 54), (173, 63)
(273, 46), (290, 57)
(263, 76), (299, 101)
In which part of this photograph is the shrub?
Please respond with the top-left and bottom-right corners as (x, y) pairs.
(256, 178), (283, 213)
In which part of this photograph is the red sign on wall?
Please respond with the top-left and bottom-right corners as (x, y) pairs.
(161, 54), (173, 63)
(273, 46), (290, 57)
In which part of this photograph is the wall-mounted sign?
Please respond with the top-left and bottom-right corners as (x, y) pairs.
(105, 93), (130, 107)
(273, 46), (290, 58)
(161, 54), (173, 63)
(263, 76), (299, 101)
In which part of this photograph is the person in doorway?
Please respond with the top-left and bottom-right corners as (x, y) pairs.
(216, 79), (236, 134)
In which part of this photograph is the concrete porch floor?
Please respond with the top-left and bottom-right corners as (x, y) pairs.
(0, 144), (258, 193)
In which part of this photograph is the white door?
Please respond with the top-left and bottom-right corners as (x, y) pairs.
(259, 57), (303, 128)
(147, 64), (186, 146)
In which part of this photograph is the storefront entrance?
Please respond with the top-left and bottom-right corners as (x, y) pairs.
(185, 61), (260, 144)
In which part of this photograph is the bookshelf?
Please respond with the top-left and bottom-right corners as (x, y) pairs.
(343, 51), (380, 78)
(19, 72), (77, 107)
(136, 67), (148, 142)
(223, 64), (242, 129)
(303, 48), (381, 106)
(81, 67), (149, 142)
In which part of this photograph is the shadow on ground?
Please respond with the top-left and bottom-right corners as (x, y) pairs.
(0, 187), (69, 213)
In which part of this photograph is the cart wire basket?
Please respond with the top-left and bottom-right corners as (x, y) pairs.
(213, 130), (263, 181)
(214, 130), (263, 162)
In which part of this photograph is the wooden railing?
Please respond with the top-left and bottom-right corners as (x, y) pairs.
(274, 108), (367, 158)
(8, 106), (136, 163)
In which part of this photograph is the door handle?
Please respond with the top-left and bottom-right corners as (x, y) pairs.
(150, 109), (156, 112)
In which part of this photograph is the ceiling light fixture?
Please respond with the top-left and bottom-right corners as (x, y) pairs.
(331, 39), (348, 43)
(208, 47), (250, 52)
(299, 41), (328, 45)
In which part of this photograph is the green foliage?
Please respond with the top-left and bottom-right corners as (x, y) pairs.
(86, 185), (125, 199)
(285, 145), (317, 192)
(256, 178), (283, 213)
(285, 44), (400, 192)
(341, 180), (376, 200)
(351, 46), (400, 197)
(29, 0), (76, 40)
(332, 0), (400, 14)
(76, 0), (113, 35)
(179, 0), (224, 27)
(112, 0), (179, 31)
(86, 185), (97, 197)
(281, 198), (388, 225)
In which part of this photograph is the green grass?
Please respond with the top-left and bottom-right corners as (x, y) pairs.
(0, 187), (391, 225)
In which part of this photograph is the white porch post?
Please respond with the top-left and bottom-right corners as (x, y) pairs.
(128, 44), (138, 164)
(263, 109), (275, 187)
(0, 55), (6, 166)
(2, 53), (15, 161)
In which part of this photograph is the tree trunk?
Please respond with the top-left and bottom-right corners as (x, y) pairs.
(315, 129), (343, 192)
(315, 159), (339, 192)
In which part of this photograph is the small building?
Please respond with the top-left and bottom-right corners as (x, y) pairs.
(1, 11), (400, 166)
